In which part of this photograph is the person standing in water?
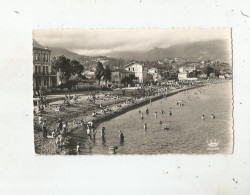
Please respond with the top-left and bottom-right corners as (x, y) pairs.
(119, 130), (124, 143)
(87, 127), (91, 140)
(92, 128), (97, 140)
(141, 113), (144, 119)
(144, 123), (147, 130)
(76, 143), (80, 153)
(42, 120), (47, 138)
(201, 115), (205, 120)
(101, 127), (106, 138)
(146, 107), (149, 114)
(155, 111), (157, 118)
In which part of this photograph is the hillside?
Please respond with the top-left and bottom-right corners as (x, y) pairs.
(33, 39), (81, 59)
(106, 40), (231, 63)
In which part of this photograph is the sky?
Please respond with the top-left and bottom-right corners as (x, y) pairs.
(33, 28), (231, 56)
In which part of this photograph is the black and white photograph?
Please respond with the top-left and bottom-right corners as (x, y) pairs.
(2, 0), (250, 194)
(33, 28), (233, 155)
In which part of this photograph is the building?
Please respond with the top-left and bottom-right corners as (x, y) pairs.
(111, 69), (133, 83)
(124, 62), (148, 83)
(179, 66), (196, 73)
(83, 70), (95, 79)
(148, 68), (158, 74)
(198, 73), (207, 79)
(219, 75), (226, 79)
(148, 68), (161, 82)
(178, 72), (188, 80)
(33, 46), (57, 90)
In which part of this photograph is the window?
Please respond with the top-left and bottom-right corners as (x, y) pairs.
(35, 54), (38, 61)
(35, 66), (37, 73)
(43, 66), (45, 74)
(44, 79), (47, 86)
(37, 77), (41, 86)
(128, 68), (130, 71)
(46, 66), (48, 74)
(45, 54), (48, 62)
(38, 66), (41, 73)
(133, 67), (135, 71)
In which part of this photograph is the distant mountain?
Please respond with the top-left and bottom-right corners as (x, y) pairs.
(33, 39), (81, 59)
(50, 47), (81, 59)
(106, 40), (231, 63)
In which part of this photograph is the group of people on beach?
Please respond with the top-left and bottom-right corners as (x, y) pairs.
(37, 116), (68, 147)
(34, 96), (48, 115)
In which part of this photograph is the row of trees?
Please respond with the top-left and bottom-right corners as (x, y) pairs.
(95, 61), (111, 85)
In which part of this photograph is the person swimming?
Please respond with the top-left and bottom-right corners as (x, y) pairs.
(164, 125), (169, 130)
(169, 111), (172, 116)
(139, 110), (141, 114)
(159, 121), (162, 125)
(211, 114), (215, 119)
(161, 109), (165, 114)
(144, 123), (147, 130)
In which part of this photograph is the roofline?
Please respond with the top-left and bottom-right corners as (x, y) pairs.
(124, 62), (144, 68)
(33, 47), (51, 52)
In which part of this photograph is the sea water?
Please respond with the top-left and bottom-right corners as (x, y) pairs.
(80, 81), (233, 154)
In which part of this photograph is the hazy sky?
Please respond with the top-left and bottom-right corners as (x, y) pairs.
(33, 28), (231, 56)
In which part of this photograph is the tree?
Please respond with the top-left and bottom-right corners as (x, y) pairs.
(52, 56), (85, 97)
(52, 55), (71, 81)
(52, 56), (84, 84)
(71, 59), (84, 75)
(103, 65), (111, 85)
(95, 61), (104, 85)
(121, 76), (130, 87)
(204, 66), (214, 77)
(120, 74), (138, 87)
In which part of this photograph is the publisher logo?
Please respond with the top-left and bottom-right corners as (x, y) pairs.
(207, 139), (219, 151)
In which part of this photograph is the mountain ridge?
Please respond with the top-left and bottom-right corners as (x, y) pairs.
(106, 40), (231, 63)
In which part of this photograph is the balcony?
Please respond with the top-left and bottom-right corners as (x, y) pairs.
(33, 72), (57, 76)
